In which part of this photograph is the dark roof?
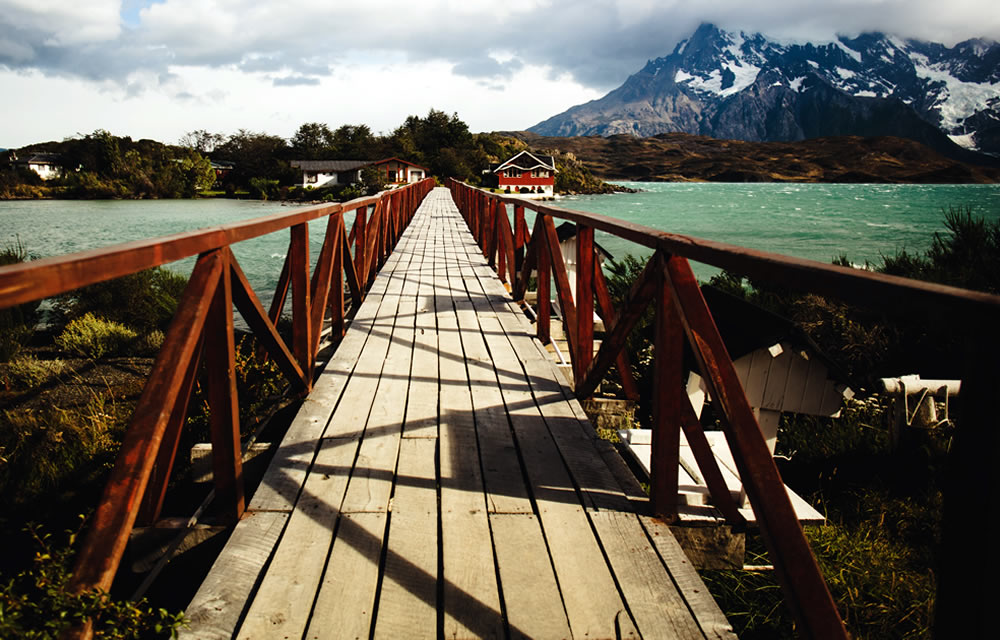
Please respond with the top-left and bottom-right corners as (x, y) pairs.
(554, 221), (614, 261)
(291, 157), (429, 173)
(493, 150), (556, 173)
(291, 159), (371, 172)
(371, 157), (430, 172)
(15, 153), (62, 165)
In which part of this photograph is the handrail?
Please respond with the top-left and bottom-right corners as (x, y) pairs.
(0, 179), (434, 613)
(448, 178), (1000, 639)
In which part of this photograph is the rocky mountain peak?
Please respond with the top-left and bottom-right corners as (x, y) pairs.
(529, 23), (1000, 159)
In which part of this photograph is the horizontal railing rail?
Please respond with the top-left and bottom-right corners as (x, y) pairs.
(0, 179), (434, 613)
(448, 178), (1000, 640)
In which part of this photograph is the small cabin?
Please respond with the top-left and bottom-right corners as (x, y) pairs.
(12, 153), (63, 180)
(291, 158), (428, 189)
(482, 150), (556, 198)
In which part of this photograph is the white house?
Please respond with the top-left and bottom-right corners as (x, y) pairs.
(291, 157), (429, 188)
(11, 153), (63, 180)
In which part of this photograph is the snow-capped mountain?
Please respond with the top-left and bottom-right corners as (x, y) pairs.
(529, 24), (1000, 158)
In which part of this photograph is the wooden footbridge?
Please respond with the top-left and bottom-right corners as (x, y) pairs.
(1, 178), (998, 639)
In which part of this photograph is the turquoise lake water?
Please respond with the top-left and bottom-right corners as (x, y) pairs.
(2, 183), (999, 301)
(557, 182), (1000, 279)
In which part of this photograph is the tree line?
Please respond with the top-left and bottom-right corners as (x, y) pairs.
(1, 110), (531, 200)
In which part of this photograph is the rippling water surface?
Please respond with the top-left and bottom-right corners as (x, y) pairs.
(2, 183), (999, 295)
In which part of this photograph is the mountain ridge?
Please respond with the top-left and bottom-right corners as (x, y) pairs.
(501, 130), (1000, 184)
(529, 24), (1000, 160)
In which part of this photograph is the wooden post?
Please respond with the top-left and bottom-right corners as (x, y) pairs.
(575, 224), (595, 381)
(136, 338), (202, 525)
(514, 204), (525, 275)
(354, 204), (367, 284)
(651, 253), (681, 521)
(69, 251), (222, 595)
(290, 223), (313, 388)
(663, 254), (847, 639)
(205, 249), (245, 524)
(536, 218), (551, 345)
(329, 215), (345, 340)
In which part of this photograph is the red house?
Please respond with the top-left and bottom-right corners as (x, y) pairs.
(483, 150), (556, 197)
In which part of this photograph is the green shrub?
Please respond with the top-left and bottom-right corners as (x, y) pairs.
(0, 521), (186, 638)
(54, 267), (187, 334)
(5, 355), (66, 389)
(55, 314), (138, 360)
(136, 330), (165, 355)
(0, 391), (125, 507)
(0, 239), (40, 362)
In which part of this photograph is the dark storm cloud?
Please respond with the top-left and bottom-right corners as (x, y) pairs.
(272, 74), (322, 87)
(1, 1), (998, 92)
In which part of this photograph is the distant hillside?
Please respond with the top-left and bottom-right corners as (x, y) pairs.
(529, 23), (1000, 161)
(503, 131), (1000, 184)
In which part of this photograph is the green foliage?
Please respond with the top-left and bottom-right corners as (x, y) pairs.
(551, 150), (619, 194)
(55, 314), (139, 360)
(6, 131), (219, 199)
(358, 165), (386, 196)
(0, 520), (186, 638)
(0, 389), (126, 507)
(248, 177), (280, 200)
(54, 267), (187, 334)
(4, 355), (67, 389)
(214, 129), (296, 190)
(185, 336), (287, 444)
(0, 239), (40, 362)
(704, 397), (941, 638)
(880, 205), (1000, 294)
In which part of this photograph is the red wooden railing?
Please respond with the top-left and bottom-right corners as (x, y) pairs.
(0, 179), (433, 603)
(448, 179), (1000, 639)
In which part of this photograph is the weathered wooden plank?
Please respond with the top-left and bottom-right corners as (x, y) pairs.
(490, 513), (572, 640)
(237, 437), (359, 639)
(339, 276), (412, 513)
(591, 510), (704, 639)
(181, 511), (290, 640)
(248, 246), (403, 512)
(305, 512), (387, 640)
(450, 273), (533, 515)
(640, 515), (738, 640)
(372, 439), (438, 639)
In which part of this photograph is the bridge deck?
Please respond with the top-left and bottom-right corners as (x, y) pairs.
(183, 188), (734, 640)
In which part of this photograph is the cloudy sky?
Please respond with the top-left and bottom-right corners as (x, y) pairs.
(2, 0), (999, 148)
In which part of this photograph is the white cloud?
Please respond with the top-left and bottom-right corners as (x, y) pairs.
(1, 0), (998, 147)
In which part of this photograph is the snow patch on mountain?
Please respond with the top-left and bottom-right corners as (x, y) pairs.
(913, 60), (1000, 130)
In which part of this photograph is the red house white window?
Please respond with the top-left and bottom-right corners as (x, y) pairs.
(486, 151), (557, 197)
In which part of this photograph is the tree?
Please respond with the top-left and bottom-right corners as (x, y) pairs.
(331, 125), (378, 159)
(179, 130), (226, 154)
(215, 130), (295, 189)
(290, 122), (335, 159)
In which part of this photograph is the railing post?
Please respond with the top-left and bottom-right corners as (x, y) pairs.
(575, 224), (595, 380)
(68, 250), (223, 595)
(354, 204), (368, 284)
(514, 204), (526, 274)
(205, 248), (245, 524)
(290, 222), (313, 388)
(536, 218), (551, 345)
(651, 253), (681, 521)
(330, 215), (346, 341)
